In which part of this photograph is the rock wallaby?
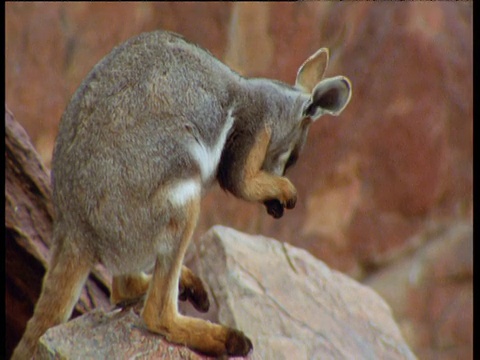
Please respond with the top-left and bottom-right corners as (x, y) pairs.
(12, 30), (352, 358)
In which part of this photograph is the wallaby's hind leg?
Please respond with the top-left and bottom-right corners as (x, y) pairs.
(141, 197), (252, 357)
(112, 266), (209, 312)
(178, 266), (210, 312)
(11, 237), (92, 360)
(111, 272), (152, 306)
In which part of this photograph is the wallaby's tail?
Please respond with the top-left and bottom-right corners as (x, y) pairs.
(11, 238), (91, 359)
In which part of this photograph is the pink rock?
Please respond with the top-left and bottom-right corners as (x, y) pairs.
(186, 226), (416, 360)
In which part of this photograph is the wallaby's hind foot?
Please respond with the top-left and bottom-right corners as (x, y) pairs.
(178, 266), (210, 313)
(143, 312), (252, 357)
(225, 328), (254, 357)
(111, 266), (209, 313)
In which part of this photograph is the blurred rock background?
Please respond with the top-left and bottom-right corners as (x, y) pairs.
(6, 2), (472, 359)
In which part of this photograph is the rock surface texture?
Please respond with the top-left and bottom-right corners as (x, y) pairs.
(6, 3), (472, 359)
(37, 226), (415, 360)
(36, 309), (241, 360)
(366, 222), (473, 360)
(188, 227), (416, 360)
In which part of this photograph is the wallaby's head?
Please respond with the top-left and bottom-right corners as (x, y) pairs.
(260, 48), (352, 176)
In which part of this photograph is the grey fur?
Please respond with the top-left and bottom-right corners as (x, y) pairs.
(51, 29), (351, 274)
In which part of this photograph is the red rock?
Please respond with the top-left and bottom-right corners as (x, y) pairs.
(366, 222), (472, 358)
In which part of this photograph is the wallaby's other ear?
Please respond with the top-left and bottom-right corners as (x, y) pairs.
(295, 48), (329, 93)
(302, 76), (352, 120)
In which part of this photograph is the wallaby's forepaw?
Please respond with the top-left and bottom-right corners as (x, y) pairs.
(264, 178), (297, 218)
(225, 328), (253, 356)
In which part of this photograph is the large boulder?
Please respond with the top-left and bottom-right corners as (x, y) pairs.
(37, 226), (415, 359)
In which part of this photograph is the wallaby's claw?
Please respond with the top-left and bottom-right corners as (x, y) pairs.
(264, 189), (296, 218)
(225, 328), (253, 356)
(178, 271), (210, 313)
(286, 194), (297, 209)
(179, 283), (210, 313)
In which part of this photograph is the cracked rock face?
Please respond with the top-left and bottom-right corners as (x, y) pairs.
(182, 226), (416, 360)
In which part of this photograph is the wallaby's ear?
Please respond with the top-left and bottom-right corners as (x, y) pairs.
(295, 48), (329, 93)
(302, 76), (352, 120)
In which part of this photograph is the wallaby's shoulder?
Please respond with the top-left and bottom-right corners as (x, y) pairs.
(100, 30), (235, 79)
(59, 30), (240, 137)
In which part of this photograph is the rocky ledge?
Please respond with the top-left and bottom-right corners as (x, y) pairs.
(36, 226), (415, 360)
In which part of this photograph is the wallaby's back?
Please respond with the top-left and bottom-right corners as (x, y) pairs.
(52, 31), (244, 272)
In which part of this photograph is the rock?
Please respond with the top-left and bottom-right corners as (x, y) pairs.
(365, 222), (473, 359)
(36, 308), (248, 360)
(334, 3), (472, 270)
(36, 226), (414, 359)
(185, 226), (416, 360)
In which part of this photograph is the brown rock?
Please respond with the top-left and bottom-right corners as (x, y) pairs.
(294, 2), (472, 270)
